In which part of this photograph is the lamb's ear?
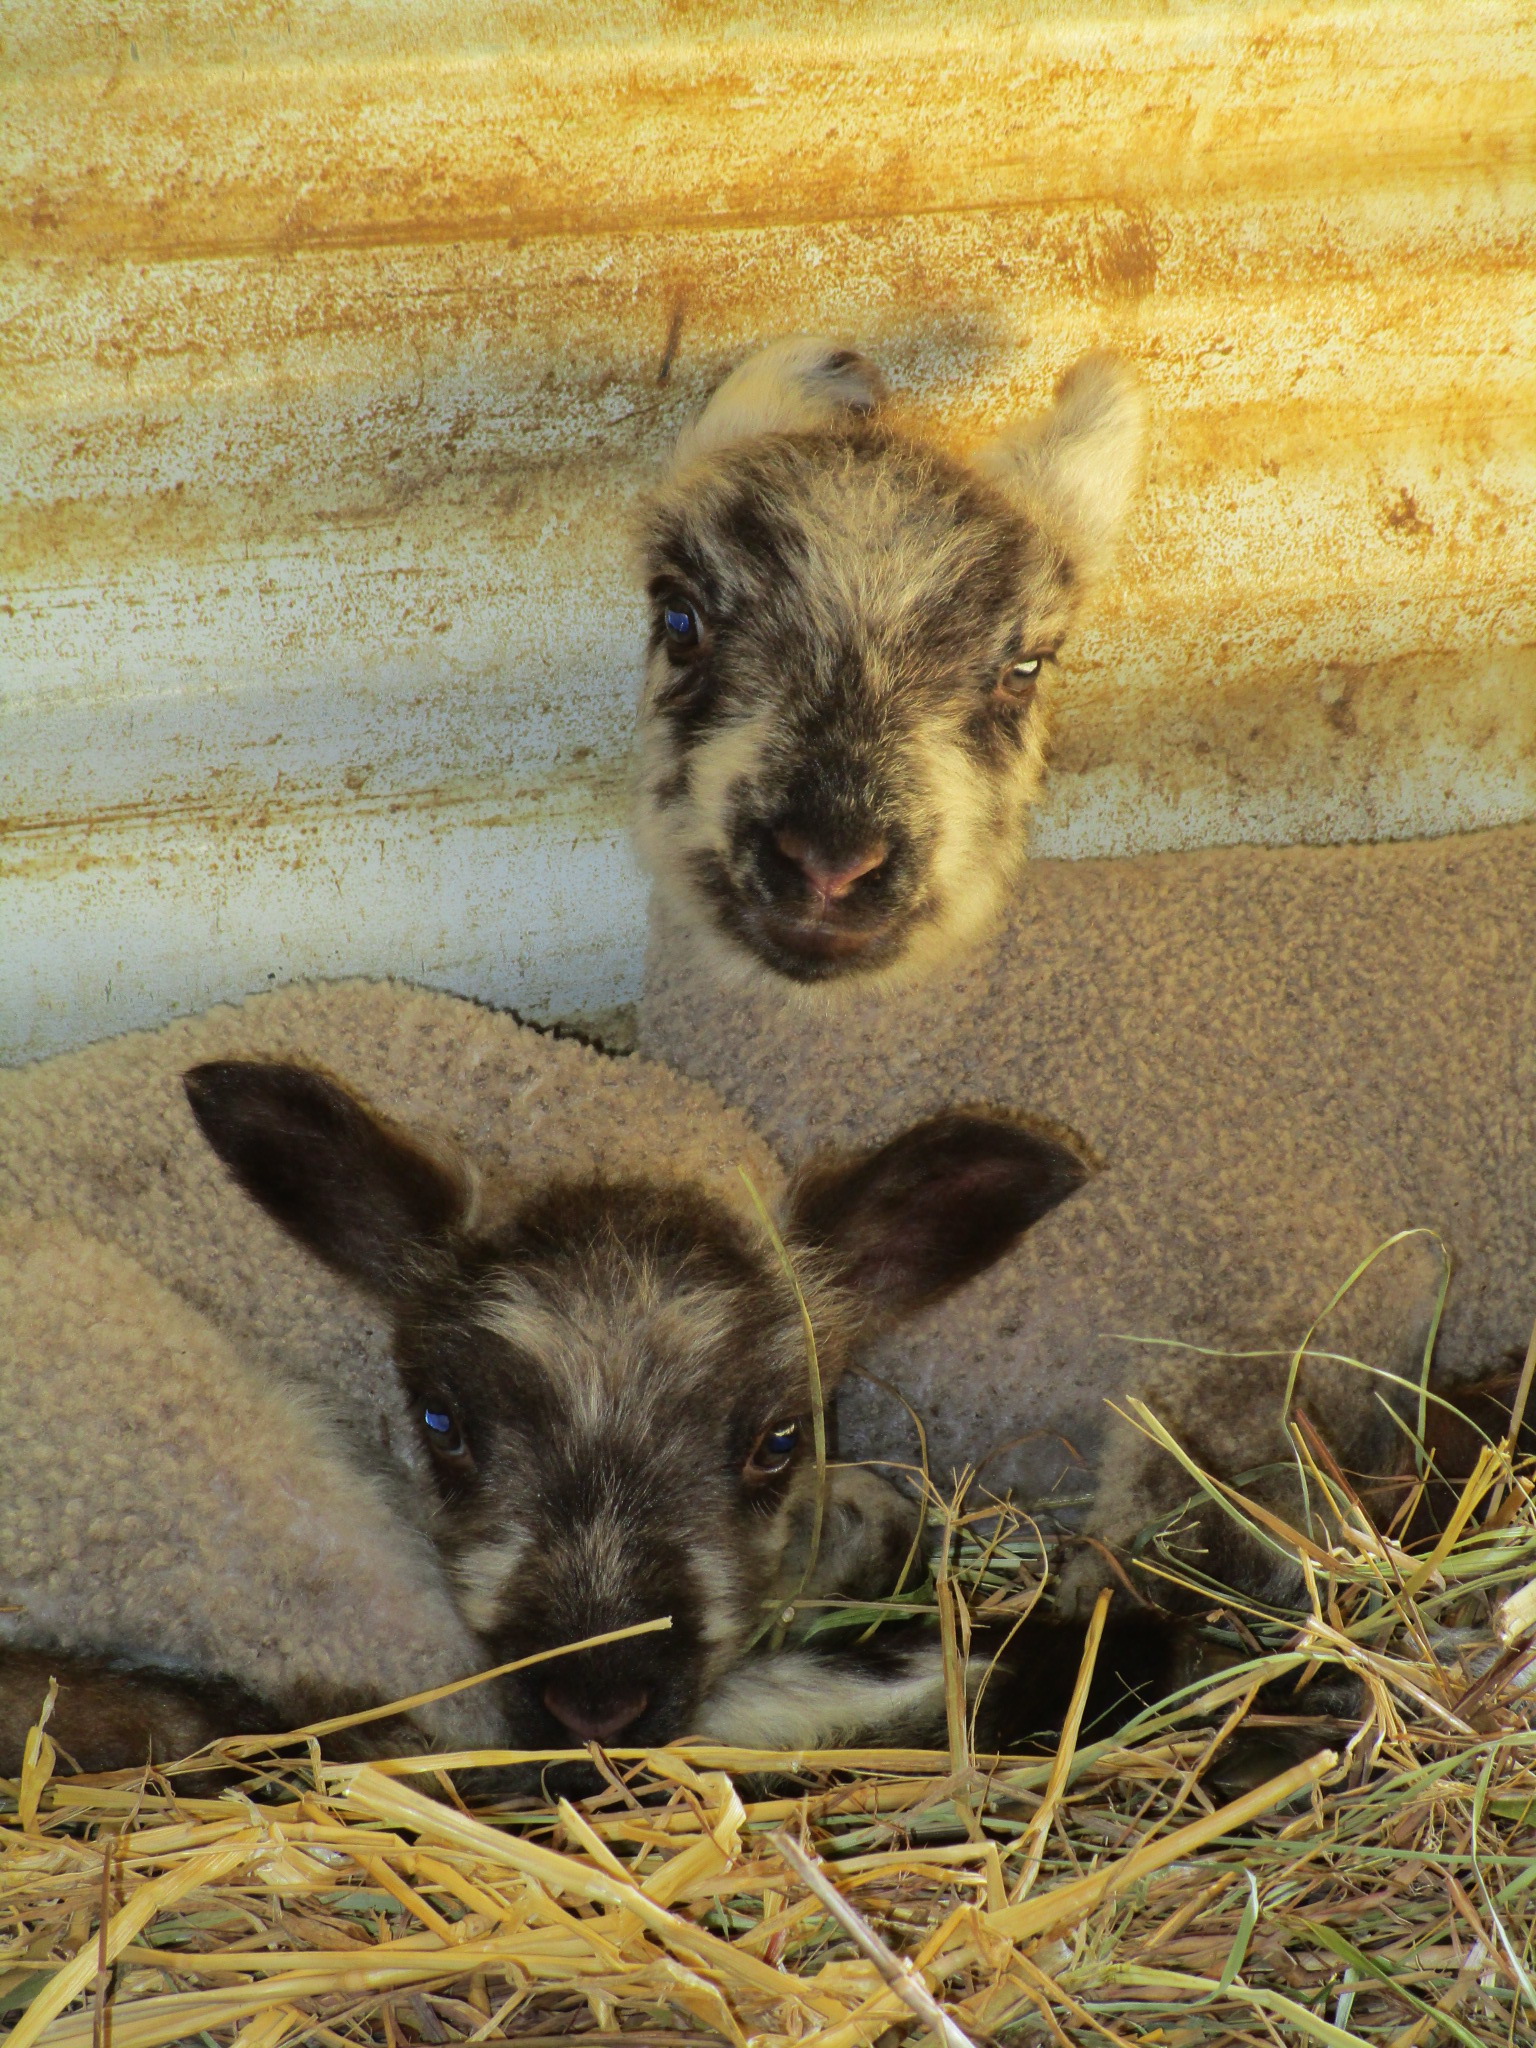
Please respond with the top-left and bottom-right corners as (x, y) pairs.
(789, 1111), (1094, 1319)
(970, 352), (1145, 578)
(672, 337), (886, 469)
(184, 1061), (472, 1297)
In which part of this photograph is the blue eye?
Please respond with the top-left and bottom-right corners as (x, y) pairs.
(748, 1420), (801, 1477)
(422, 1405), (468, 1463)
(662, 601), (700, 648)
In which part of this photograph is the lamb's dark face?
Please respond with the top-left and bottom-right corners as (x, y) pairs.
(636, 339), (1145, 988)
(393, 1180), (841, 1749)
(639, 432), (1064, 984)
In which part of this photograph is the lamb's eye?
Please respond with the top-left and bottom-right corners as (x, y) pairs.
(745, 1419), (802, 1479)
(994, 653), (1052, 702)
(422, 1403), (468, 1462)
(662, 601), (700, 649)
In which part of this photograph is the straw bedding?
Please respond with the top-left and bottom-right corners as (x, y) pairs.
(5, 1397), (1534, 2048)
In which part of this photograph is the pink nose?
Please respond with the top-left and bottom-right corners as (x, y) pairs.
(775, 831), (888, 903)
(542, 1686), (649, 1745)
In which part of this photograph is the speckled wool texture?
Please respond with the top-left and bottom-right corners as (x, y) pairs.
(0, 977), (783, 1732)
(0, 1216), (503, 1747)
(642, 825), (1536, 1574)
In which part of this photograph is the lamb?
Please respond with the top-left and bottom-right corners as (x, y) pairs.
(635, 339), (1536, 1614)
(1, 977), (1110, 1771)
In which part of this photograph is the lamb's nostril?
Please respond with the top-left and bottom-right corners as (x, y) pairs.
(774, 831), (889, 903)
(541, 1685), (649, 1745)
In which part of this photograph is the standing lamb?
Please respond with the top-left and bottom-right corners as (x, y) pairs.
(1, 977), (1110, 1770)
(634, 338), (1536, 1613)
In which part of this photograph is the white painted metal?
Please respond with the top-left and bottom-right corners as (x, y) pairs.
(3, 1), (1533, 1061)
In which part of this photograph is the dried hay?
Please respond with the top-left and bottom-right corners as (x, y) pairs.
(5, 1338), (1536, 2047)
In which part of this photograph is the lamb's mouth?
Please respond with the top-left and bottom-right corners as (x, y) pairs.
(764, 915), (880, 959)
(740, 904), (915, 981)
(690, 851), (919, 981)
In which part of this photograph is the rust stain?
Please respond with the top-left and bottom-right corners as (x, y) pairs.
(1379, 485), (1436, 540)
(1, 17), (1533, 264)
(657, 299), (687, 386)
(0, 760), (628, 887)
(1081, 207), (1167, 302)
(1319, 673), (1361, 740)
(1046, 644), (1536, 792)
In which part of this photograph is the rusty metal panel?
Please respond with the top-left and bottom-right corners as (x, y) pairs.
(3, 1), (1533, 1059)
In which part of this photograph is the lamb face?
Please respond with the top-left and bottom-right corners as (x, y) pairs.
(635, 338), (1145, 988)
(395, 1178), (856, 1749)
(188, 1064), (1093, 1754)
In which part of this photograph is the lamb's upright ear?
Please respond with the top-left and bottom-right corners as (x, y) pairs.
(184, 1061), (472, 1297)
(789, 1111), (1094, 1320)
(971, 353), (1146, 578)
(671, 337), (886, 470)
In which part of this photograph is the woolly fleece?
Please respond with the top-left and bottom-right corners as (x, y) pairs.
(642, 825), (1536, 1599)
(0, 978), (782, 1735)
(0, 1216), (502, 1746)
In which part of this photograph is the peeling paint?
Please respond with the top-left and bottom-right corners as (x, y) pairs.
(2, 0), (1533, 1060)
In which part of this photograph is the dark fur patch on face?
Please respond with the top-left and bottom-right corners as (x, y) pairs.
(636, 423), (1077, 983)
(389, 1179), (840, 1750)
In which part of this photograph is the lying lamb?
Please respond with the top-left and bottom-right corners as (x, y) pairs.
(1, 977), (1131, 1773)
(634, 337), (1536, 1613)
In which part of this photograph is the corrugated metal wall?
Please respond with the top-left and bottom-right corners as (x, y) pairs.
(3, 1), (1533, 1061)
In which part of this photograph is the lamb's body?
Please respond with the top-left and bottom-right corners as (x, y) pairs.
(643, 824), (1536, 1600)
(0, 977), (782, 1748)
(634, 336), (1534, 1608)
(0, 1215), (502, 1748)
